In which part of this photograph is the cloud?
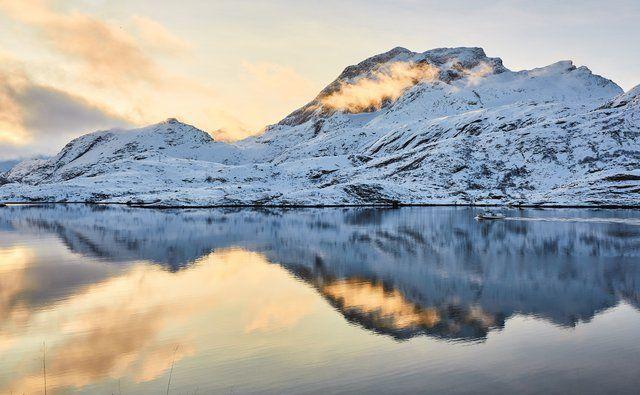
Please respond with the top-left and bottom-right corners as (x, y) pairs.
(206, 108), (252, 141)
(0, 61), (129, 159)
(317, 59), (501, 113)
(0, 58), (29, 146)
(0, 248), (320, 393)
(244, 288), (314, 333)
(0, 0), (158, 88)
(131, 15), (193, 55)
(320, 61), (439, 113)
(320, 278), (441, 331)
(0, 2), (265, 148)
(0, 1), (326, 151)
(18, 85), (129, 137)
(0, 247), (33, 336)
(464, 61), (496, 86)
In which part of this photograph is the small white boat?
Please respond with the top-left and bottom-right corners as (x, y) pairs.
(475, 211), (506, 220)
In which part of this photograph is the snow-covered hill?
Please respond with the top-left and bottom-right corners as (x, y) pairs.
(1, 47), (638, 206)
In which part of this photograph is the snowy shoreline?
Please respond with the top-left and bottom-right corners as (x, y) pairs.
(2, 201), (640, 210)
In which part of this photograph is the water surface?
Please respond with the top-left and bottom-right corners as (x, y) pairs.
(1, 205), (639, 394)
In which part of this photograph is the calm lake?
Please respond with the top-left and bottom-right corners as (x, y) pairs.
(1, 204), (639, 394)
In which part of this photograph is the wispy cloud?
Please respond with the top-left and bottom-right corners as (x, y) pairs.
(0, 248), (320, 393)
(132, 15), (193, 56)
(0, 1), (333, 154)
(320, 61), (439, 112)
(0, 55), (129, 158)
(0, 63), (28, 146)
(0, 1), (246, 154)
(0, 0), (158, 88)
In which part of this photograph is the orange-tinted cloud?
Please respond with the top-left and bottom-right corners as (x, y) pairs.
(0, 0), (157, 88)
(0, 56), (29, 146)
(0, 55), (129, 158)
(463, 61), (494, 86)
(0, 247), (33, 341)
(132, 15), (193, 55)
(0, 248), (320, 393)
(321, 278), (441, 331)
(320, 61), (439, 112)
(0, 1), (324, 153)
(0, 2), (230, 154)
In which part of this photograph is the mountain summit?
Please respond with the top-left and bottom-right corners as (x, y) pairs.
(1, 47), (638, 206)
(279, 47), (509, 126)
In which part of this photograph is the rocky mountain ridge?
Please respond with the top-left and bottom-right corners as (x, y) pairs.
(1, 47), (638, 206)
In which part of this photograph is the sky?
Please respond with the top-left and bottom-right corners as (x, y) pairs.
(0, 0), (638, 160)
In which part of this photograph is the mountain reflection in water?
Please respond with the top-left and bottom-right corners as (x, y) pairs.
(0, 204), (639, 394)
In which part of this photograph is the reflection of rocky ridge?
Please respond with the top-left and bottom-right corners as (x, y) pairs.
(1, 204), (640, 340)
(305, 275), (498, 341)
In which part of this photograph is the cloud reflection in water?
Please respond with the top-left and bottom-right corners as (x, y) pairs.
(0, 204), (639, 393)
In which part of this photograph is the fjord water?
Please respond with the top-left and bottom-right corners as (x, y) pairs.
(1, 205), (639, 394)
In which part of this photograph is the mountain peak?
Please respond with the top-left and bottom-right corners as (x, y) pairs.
(157, 117), (200, 130)
(338, 46), (503, 83)
(421, 46), (489, 63)
(278, 46), (507, 126)
(377, 46), (413, 57)
(276, 46), (625, 128)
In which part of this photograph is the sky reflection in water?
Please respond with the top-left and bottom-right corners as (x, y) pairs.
(0, 205), (639, 394)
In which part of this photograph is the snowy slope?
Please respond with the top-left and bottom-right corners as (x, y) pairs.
(0, 47), (638, 206)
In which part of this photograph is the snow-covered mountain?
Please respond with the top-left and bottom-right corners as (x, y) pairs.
(1, 47), (638, 206)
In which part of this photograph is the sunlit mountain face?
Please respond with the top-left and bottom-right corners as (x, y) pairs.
(1, 204), (640, 393)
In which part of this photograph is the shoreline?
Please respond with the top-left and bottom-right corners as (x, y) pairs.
(2, 201), (640, 210)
